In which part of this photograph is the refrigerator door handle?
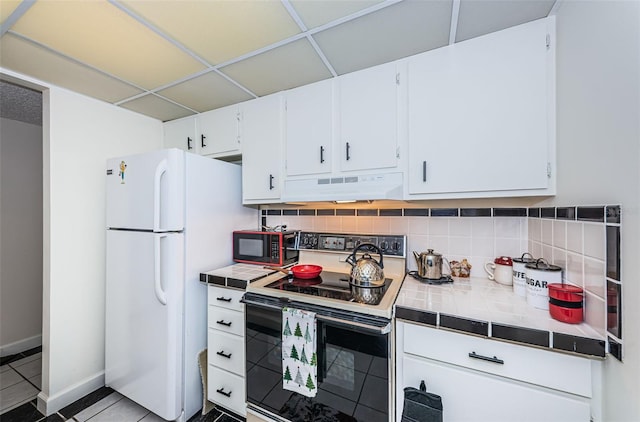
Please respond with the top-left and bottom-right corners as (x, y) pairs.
(153, 159), (168, 232)
(154, 234), (168, 305)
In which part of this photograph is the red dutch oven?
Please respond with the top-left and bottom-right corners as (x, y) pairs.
(548, 283), (584, 324)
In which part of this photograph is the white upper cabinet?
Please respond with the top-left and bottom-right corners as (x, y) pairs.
(337, 62), (399, 172)
(285, 79), (333, 177)
(197, 104), (241, 158)
(163, 116), (197, 153)
(241, 94), (284, 203)
(407, 18), (555, 197)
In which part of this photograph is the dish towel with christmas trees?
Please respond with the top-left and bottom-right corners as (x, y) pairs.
(282, 307), (318, 398)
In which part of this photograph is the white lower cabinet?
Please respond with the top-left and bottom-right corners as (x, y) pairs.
(396, 321), (597, 422)
(207, 286), (246, 416)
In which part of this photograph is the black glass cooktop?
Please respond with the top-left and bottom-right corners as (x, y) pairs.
(264, 270), (392, 304)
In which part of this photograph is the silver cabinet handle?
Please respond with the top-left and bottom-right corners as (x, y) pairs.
(469, 351), (504, 365)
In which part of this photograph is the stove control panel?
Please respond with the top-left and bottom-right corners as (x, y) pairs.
(298, 231), (405, 257)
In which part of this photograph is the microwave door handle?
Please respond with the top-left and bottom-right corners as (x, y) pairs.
(153, 159), (168, 232)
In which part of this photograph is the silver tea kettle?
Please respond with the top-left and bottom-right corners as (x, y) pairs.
(346, 243), (385, 286)
(413, 249), (450, 279)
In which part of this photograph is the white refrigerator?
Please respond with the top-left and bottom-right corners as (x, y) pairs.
(105, 149), (257, 421)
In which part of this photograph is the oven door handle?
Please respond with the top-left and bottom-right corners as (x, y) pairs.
(316, 314), (391, 335)
(242, 297), (391, 335)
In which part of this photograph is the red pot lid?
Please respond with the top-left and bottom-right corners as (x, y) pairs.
(548, 283), (583, 294)
(494, 256), (513, 266)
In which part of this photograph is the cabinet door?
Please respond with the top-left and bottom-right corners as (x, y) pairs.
(163, 116), (197, 153)
(408, 18), (551, 195)
(242, 94), (283, 202)
(198, 105), (241, 157)
(402, 356), (590, 422)
(285, 79), (333, 176)
(338, 62), (398, 172)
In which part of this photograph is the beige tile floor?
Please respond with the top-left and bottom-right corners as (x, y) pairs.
(0, 352), (41, 414)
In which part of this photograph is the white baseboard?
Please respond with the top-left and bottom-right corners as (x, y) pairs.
(37, 371), (105, 416)
(0, 334), (42, 357)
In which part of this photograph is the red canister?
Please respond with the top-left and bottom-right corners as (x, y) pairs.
(548, 283), (584, 324)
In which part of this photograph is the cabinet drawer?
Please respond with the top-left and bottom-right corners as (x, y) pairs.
(208, 329), (245, 376)
(208, 307), (244, 336)
(403, 323), (592, 397)
(208, 286), (245, 311)
(402, 355), (590, 422)
(208, 365), (246, 416)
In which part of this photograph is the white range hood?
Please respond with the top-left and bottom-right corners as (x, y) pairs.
(282, 172), (403, 202)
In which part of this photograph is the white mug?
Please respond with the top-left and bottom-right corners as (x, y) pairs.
(485, 256), (513, 285)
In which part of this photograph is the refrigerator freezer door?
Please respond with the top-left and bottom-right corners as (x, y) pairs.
(106, 149), (185, 232)
(105, 230), (184, 420)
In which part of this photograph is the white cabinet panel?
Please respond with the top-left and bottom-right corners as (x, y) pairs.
(407, 18), (553, 196)
(402, 356), (590, 422)
(208, 329), (245, 376)
(208, 365), (246, 415)
(403, 323), (592, 397)
(242, 94), (283, 202)
(163, 116), (197, 153)
(207, 286), (245, 311)
(208, 306), (245, 336)
(285, 79), (333, 176)
(338, 62), (398, 172)
(197, 104), (241, 157)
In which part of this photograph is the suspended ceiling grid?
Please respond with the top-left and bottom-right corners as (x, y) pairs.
(0, 0), (556, 122)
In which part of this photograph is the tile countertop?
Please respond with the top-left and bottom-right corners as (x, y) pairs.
(395, 275), (607, 358)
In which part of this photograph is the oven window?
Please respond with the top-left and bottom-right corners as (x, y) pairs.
(238, 238), (264, 257)
(246, 305), (389, 422)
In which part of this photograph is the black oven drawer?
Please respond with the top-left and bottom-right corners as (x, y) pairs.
(243, 293), (391, 422)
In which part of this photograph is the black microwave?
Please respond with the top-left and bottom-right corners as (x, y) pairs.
(232, 230), (299, 267)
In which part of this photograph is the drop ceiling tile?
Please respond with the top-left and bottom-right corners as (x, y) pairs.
(313, 0), (452, 75)
(119, 94), (194, 122)
(157, 71), (254, 113)
(456, 0), (555, 42)
(289, 0), (383, 29)
(0, 1), (21, 24)
(0, 34), (143, 103)
(120, 0), (300, 65)
(10, 0), (205, 90)
(220, 38), (332, 97)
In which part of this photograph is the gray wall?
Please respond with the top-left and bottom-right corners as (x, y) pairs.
(0, 117), (43, 355)
(548, 1), (640, 420)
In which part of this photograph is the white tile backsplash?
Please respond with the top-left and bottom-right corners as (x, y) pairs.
(408, 217), (429, 235)
(553, 220), (567, 249)
(584, 257), (606, 299)
(566, 221), (583, 254)
(541, 219), (553, 245)
(583, 223), (605, 260)
(428, 218), (449, 236)
(268, 206), (618, 347)
(566, 252), (584, 285)
(471, 218), (494, 237)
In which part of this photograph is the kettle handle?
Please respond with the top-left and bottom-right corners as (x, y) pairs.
(350, 243), (384, 269)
